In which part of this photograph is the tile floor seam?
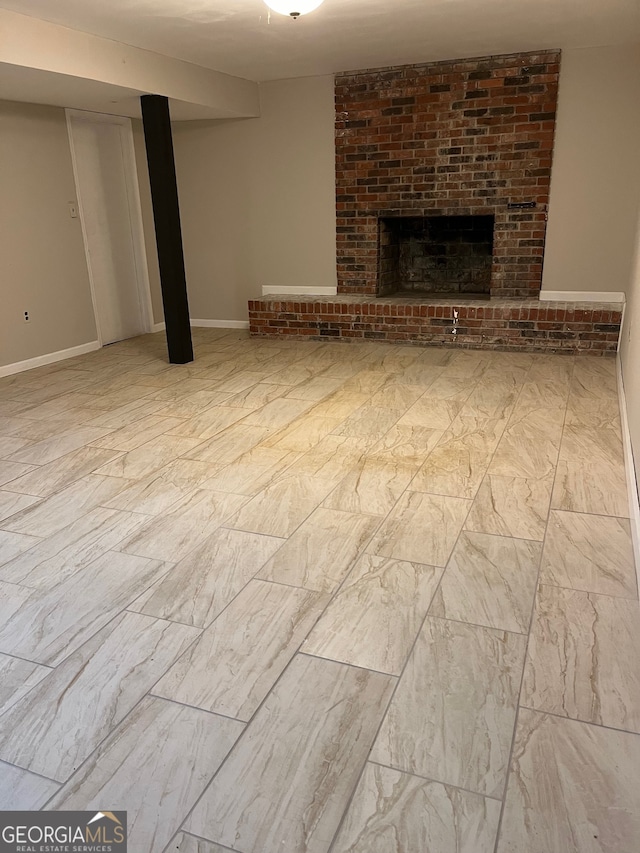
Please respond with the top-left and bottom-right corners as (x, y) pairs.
(1, 339), (634, 851)
(156, 497), (399, 839)
(0, 610), (205, 760)
(170, 650), (343, 844)
(6, 554), (184, 673)
(544, 505), (633, 522)
(388, 494), (508, 800)
(0, 757), (60, 786)
(325, 524), (465, 853)
(216, 524), (290, 542)
(145, 439), (395, 836)
(0, 650), (55, 670)
(32, 643), (239, 809)
(156, 578), (340, 719)
(222, 487), (329, 541)
(287, 491), (410, 633)
(297, 650), (401, 680)
(240, 575), (326, 594)
(366, 758), (504, 802)
(426, 611), (529, 636)
(3, 519), (176, 590)
(122, 609), (205, 630)
(146, 692), (250, 726)
(0, 463), (45, 481)
(0, 577), (36, 591)
(490, 355), (575, 853)
(518, 704), (640, 737)
(132, 555), (317, 683)
(128, 528), (285, 616)
(536, 580), (640, 603)
(462, 529), (544, 547)
(161, 833), (240, 853)
(403, 363), (532, 535)
(96, 506), (155, 518)
(0, 484), (45, 495)
(117, 492), (256, 562)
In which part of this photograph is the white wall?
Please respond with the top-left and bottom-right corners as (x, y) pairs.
(542, 45), (640, 296)
(0, 100), (97, 367)
(172, 75), (336, 321)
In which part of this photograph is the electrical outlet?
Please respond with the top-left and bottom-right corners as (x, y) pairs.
(23, 310), (30, 323)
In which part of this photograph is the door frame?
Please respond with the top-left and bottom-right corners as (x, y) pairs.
(66, 108), (154, 346)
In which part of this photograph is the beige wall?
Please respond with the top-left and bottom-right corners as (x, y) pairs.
(5, 49), (640, 368)
(172, 75), (336, 321)
(621, 214), (640, 480)
(576, 44), (640, 487)
(172, 52), (640, 322)
(0, 100), (96, 367)
(542, 45), (640, 295)
(556, 44), (640, 502)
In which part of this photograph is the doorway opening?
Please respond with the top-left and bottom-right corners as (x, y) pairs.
(67, 110), (153, 346)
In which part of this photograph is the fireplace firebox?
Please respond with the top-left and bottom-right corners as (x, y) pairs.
(378, 215), (494, 298)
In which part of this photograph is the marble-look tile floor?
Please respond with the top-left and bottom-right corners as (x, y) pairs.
(0, 329), (639, 853)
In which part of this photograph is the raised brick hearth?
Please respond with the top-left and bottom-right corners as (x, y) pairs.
(335, 50), (560, 298)
(248, 296), (621, 356)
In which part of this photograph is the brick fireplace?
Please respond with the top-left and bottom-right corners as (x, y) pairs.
(249, 50), (623, 355)
(336, 50), (560, 299)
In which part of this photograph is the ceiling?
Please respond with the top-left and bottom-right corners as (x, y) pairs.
(2, 0), (640, 83)
(0, 63), (142, 114)
(0, 62), (232, 120)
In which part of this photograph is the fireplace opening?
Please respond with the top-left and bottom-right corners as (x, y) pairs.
(378, 215), (495, 298)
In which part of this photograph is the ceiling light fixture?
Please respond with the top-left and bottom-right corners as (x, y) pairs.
(263, 0), (324, 19)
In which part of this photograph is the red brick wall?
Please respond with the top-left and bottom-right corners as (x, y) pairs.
(248, 298), (621, 356)
(335, 51), (560, 298)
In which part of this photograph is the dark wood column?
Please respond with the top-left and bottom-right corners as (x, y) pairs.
(140, 94), (193, 364)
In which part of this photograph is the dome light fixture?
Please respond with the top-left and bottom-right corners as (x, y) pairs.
(264, 0), (325, 19)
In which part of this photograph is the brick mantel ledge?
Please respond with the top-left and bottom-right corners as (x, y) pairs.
(248, 295), (621, 355)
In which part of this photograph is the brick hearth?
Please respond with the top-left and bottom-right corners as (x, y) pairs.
(248, 296), (621, 356)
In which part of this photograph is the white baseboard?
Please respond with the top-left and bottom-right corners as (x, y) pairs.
(619, 301), (627, 354)
(0, 340), (101, 378)
(617, 357), (640, 594)
(151, 320), (249, 332)
(261, 286), (338, 296)
(541, 290), (625, 303)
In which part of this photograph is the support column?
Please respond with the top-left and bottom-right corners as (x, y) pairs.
(140, 94), (193, 364)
